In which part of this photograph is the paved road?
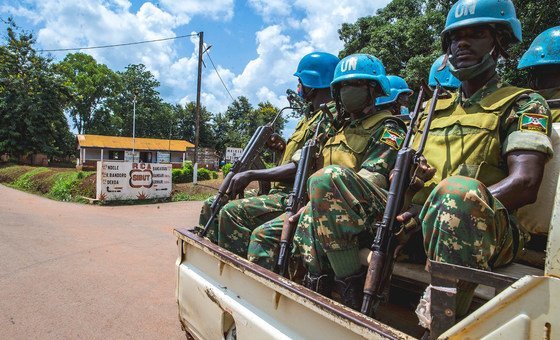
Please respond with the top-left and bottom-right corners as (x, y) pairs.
(0, 184), (203, 339)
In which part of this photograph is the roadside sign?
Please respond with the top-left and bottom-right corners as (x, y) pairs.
(96, 161), (172, 201)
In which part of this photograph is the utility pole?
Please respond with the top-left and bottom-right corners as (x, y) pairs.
(195, 31), (203, 166)
(194, 31), (203, 184)
(132, 89), (138, 163)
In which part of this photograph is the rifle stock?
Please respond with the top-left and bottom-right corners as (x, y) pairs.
(361, 84), (442, 316)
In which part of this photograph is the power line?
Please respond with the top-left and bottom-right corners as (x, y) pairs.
(37, 33), (198, 52)
(204, 48), (236, 103)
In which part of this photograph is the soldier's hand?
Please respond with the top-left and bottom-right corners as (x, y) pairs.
(288, 205), (307, 224)
(409, 156), (436, 192)
(396, 205), (421, 225)
(395, 205), (422, 249)
(266, 133), (286, 152)
(226, 172), (252, 198)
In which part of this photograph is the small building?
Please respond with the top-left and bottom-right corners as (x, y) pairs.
(77, 134), (194, 169)
(185, 147), (220, 171)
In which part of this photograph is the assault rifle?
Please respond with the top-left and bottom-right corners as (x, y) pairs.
(286, 89), (311, 117)
(275, 104), (334, 277)
(200, 105), (293, 237)
(361, 84), (442, 316)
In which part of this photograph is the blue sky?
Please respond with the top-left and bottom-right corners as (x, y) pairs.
(1, 0), (391, 137)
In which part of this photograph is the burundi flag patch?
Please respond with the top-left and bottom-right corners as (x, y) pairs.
(380, 129), (404, 150)
(519, 113), (549, 134)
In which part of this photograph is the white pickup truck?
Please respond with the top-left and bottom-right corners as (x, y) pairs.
(175, 123), (560, 339)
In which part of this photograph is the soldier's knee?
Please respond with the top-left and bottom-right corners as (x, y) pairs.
(429, 176), (485, 202)
(309, 165), (347, 186)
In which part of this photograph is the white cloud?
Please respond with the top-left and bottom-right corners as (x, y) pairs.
(2, 0), (393, 138)
(248, 0), (290, 22)
(159, 0), (234, 24)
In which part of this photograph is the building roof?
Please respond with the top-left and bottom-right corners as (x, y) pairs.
(77, 134), (194, 152)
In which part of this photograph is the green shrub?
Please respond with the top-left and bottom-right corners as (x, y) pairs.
(197, 168), (211, 181)
(172, 168), (193, 183)
(221, 163), (232, 176)
(48, 172), (82, 201)
(211, 171), (218, 179)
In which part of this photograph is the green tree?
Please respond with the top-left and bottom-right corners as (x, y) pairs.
(55, 52), (120, 135)
(337, 0), (560, 91)
(212, 97), (284, 161)
(0, 19), (74, 159)
(109, 64), (164, 138)
(173, 102), (215, 147)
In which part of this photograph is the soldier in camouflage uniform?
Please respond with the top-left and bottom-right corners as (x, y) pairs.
(269, 54), (408, 310)
(205, 52), (339, 254)
(518, 26), (560, 122)
(407, 0), (554, 322)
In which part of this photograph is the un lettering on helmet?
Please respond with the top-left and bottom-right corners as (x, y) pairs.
(454, 1), (477, 18)
(340, 57), (358, 73)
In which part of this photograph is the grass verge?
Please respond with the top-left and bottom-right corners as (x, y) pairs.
(0, 164), (223, 204)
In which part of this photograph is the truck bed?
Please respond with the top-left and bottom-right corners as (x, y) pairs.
(175, 228), (413, 339)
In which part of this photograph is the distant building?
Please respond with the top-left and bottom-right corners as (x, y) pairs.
(185, 147), (220, 171)
(77, 134), (194, 169)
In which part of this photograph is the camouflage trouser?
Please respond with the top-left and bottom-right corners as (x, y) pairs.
(198, 189), (259, 243)
(420, 175), (523, 316)
(217, 190), (289, 258)
(246, 212), (286, 270)
(295, 165), (387, 278)
(421, 175), (520, 270)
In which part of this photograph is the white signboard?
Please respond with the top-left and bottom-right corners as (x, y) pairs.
(225, 147), (243, 162)
(157, 151), (170, 163)
(96, 161), (172, 201)
(124, 150), (139, 162)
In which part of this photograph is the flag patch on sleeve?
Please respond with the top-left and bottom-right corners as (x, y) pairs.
(519, 113), (548, 134)
(380, 129), (404, 150)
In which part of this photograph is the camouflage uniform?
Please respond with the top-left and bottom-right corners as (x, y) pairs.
(248, 110), (406, 274)
(210, 103), (336, 254)
(538, 87), (560, 122)
(414, 76), (554, 315)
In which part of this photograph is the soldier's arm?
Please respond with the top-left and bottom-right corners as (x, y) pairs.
(227, 163), (297, 196)
(488, 93), (554, 211)
(489, 151), (546, 210)
(359, 119), (407, 189)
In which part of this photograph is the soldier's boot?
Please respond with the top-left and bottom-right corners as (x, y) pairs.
(302, 272), (334, 298)
(332, 270), (366, 311)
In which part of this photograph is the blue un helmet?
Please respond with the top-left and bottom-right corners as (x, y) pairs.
(441, 0), (522, 51)
(376, 75), (413, 106)
(293, 52), (340, 89)
(428, 55), (461, 89)
(331, 54), (391, 96)
(518, 26), (560, 69)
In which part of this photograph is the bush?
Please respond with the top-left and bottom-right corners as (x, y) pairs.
(221, 163), (232, 177)
(211, 171), (218, 179)
(197, 168), (211, 181)
(172, 168), (192, 183)
(48, 172), (82, 201)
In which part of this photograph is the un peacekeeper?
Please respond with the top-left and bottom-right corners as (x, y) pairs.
(263, 54), (407, 310)
(428, 54), (461, 91)
(518, 26), (560, 122)
(208, 52), (340, 253)
(376, 75), (413, 119)
(403, 0), (554, 324)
